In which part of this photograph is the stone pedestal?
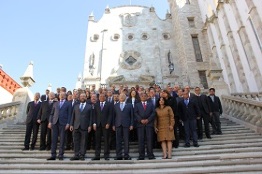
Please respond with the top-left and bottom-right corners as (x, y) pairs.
(208, 69), (229, 97)
(12, 87), (33, 123)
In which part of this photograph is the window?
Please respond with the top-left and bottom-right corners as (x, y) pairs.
(192, 35), (203, 62)
(198, 71), (208, 89)
(163, 33), (170, 40)
(187, 17), (195, 27)
(141, 33), (149, 40)
(127, 34), (134, 40)
(125, 56), (137, 65)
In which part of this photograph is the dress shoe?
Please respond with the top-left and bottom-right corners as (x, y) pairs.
(206, 136), (212, 139)
(70, 156), (80, 161)
(162, 156), (167, 159)
(39, 147), (46, 151)
(80, 156), (85, 161)
(22, 147), (29, 151)
(47, 157), (56, 160)
(124, 156), (131, 160)
(65, 146), (71, 150)
(58, 157), (64, 160)
(30, 146), (35, 150)
(46, 147), (51, 151)
(148, 156), (156, 160)
(217, 132), (222, 135)
(104, 157), (110, 161)
(137, 157), (144, 160)
(91, 157), (100, 160)
(193, 144), (199, 147)
(184, 144), (190, 148)
(114, 157), (122, 160)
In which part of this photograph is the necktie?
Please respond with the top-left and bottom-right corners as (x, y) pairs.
(60, 101), (63, 108)
(143, 102), (146, 110)
(100, 102), (104, 111)
(120, 103), (124, 111)
(184, 99), (188, 106)
(80, 103), (84, 112)
(152, 97), (155, 106)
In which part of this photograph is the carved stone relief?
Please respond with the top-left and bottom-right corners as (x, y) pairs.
(119, 51), (142, 70)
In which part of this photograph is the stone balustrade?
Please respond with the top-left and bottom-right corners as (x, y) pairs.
(0, 101), (21, 122)
(222, 95), (262, 134)
(231, 92), (262, 101)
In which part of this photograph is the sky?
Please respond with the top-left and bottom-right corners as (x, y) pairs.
(0, 0), (169, 94)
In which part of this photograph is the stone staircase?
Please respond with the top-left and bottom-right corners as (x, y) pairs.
(0, 117), (262, 173)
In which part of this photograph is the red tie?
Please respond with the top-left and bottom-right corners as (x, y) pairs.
(143, 102), (146, 110)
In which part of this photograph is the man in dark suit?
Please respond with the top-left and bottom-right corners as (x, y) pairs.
(86, 94), (97, 150)
(47, 92), (72, 160)
(92, 93), (112, 160)
(41, 89), (50, 102)
(192, 87), (212, 139)
(113, 93), (134, 160)
(208, 88), (223, 135)
(69, 93), (92, 160)
(135, 93), (156, 160)
(147, 88), (159, 148)
(22, 92), (41, 150)
(37, 92), (56, 150)
(65, 91), (79, 150)
(178, 91), (200, 148)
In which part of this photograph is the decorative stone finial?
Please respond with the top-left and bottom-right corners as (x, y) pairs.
(149, 6), (155, 12)
(89, 11), (95, 21)
(105, 5), (110, 14)
(20, 61), (35, 87)
(166, 10), (172, 19)
(47, 83), (52, 91)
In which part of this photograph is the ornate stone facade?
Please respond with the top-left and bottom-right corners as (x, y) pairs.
(78, 0), (261, 94)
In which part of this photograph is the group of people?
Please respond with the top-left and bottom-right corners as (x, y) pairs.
(22, 84), (223, 161)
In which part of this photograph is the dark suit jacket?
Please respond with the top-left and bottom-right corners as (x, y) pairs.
(192, 94), (210, 115)
(93, 101), (112, 127)
(147, 96), (159, 108)
(134, 102), (155, 127)
(37, 101), (55, 122)
(113, 102), (134, 128)
(208, 95), (223, 114)
(126, 97), (140, 107)
(166, 96), (177, 116)
(177, 99), (200, 122)
(70, 102), (92, 130)
(26, 101), (42, 124)
(49, 100), (72, 126)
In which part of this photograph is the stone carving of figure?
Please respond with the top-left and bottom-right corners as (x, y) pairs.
(89, 53), (95, 75)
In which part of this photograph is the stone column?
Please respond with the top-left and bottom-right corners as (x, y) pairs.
(230, 0), (261, 91)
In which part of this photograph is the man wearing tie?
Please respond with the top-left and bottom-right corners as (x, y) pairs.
(70, 93), (92, 160)
(37, 92), (56, 150)
(92, 93), (112, 160)
(178, 91), (200, 148)
(47, 92), (72, 160)
(65, 91), (79, 150)
(22, 92), (41, 150)
(113, 93), (134, 160)
(135, 93), (156, 160)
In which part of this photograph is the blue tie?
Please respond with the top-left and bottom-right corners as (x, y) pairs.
(80, 103), (84, 112)
(184, 99), (189, 106)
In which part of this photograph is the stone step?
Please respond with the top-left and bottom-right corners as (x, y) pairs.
(0, 158), (261, 173)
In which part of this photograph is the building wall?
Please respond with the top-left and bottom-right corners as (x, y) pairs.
(0, 86), (13, 104)
(81, 6), (177, 88)
(198, 0), (262, 93)
(168, 0), (212, 88)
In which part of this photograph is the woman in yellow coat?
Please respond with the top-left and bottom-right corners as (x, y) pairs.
(154, 97), (175, 159)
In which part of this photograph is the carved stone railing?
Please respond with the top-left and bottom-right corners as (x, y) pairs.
(222, 95), (262, 134)
(0, 101), (21, 128)
(231, 92), (262, 101)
